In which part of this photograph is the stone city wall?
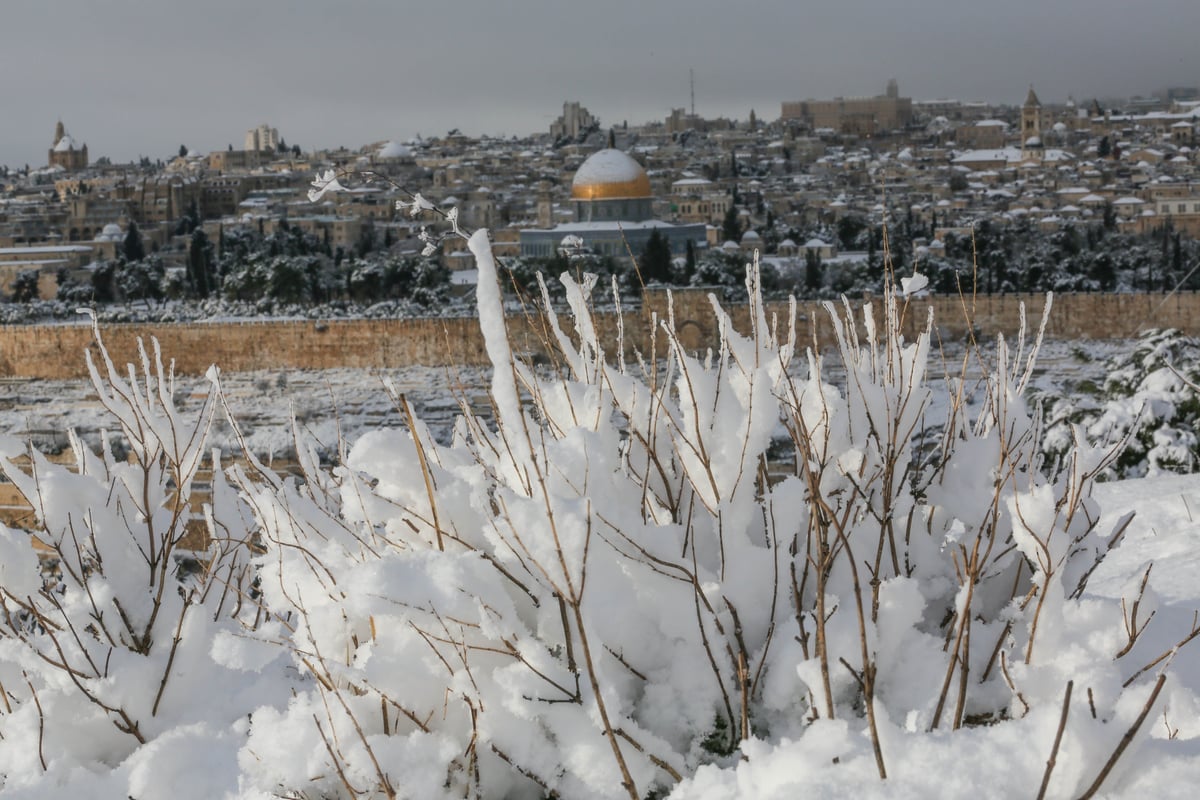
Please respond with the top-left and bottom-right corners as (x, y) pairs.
(0, 291), (1194, 380)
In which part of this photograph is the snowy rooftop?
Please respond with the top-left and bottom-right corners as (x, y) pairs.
(377, 141), (412, 159)
(952, 148), (1021, 164)
(536, 220), (689, 233)
(0, 245), (92, 255)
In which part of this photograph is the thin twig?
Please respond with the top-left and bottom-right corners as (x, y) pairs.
(1036, 680), (1072, 800)
(1075, 673), (1166, 800)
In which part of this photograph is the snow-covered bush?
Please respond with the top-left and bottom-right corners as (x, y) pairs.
(1, 199), (1198, 798)
(1042, 328), (1200, 479)
(229, 224), (1200, 798)
(0, 315), (289, 798)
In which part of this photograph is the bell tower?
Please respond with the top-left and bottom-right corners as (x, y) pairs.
(1021, 85), (1044, 160)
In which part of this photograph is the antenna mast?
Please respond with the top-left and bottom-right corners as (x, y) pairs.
(690, 68), (695, 116)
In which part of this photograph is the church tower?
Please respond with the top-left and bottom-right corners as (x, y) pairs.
(1021, 86), (1044, 160)
(49, 120), (88, 171)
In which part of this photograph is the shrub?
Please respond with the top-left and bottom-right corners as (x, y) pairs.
(1041, 328), (1200, 478)
(0, 223), (1195, 799)
(0, 316), (289, 796)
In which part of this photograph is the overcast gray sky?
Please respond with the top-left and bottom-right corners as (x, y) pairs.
(2, 0), (1197, 168)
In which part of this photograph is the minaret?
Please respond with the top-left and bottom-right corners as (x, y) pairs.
(536, 182), (553, 228)
(1021, 85), (1044, 160)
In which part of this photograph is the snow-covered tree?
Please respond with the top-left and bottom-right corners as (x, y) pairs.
(1042, 328), (1200, 479)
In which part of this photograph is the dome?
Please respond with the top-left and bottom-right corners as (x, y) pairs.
(377, 140), (412, 159)
(95, 223), (123, 242)
(570, 149), (651, 201)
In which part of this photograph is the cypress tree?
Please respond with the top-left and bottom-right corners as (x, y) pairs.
(640, 229), (673, 284)
(721, 206), (741, 243)
(122, 221), (146, 263)
(683, 240), (697, 284)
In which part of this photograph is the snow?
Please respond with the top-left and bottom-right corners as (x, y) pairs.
(94, 222), (123, 241)
(0, 245), (93, 256)
(3, 233), (1200, 798)
(538, 219), (689, 233)
(571, 148), (647, 188)
(376, 140), (412, 159)
(899, 271), (928, 296)
(1090, 473), (1200, 603)
(449, 267), (478, 285)
(952, 147), (1022, 164)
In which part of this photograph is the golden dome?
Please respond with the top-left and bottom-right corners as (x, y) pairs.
(570, 149), (652, 201)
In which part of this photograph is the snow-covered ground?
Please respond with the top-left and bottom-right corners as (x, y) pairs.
(0, 338), (1120, 460)
(0, 363), (490, 460)
(1091, 473), (1200, 605)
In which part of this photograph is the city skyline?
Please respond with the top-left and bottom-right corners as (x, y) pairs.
(2, 0), (1198, 168)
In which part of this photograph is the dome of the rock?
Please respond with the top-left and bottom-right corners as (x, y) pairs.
(570, 149), (652, 201)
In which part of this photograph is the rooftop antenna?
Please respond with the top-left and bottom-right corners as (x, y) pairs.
(690, 67), (695, 117)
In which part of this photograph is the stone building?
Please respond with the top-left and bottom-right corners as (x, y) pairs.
(48, 121), (88, 171)
(956, 120), (1008, 150)
(64, 195), (136, 242)
(670, 177), (732, 225)
(520, 148), (706, 262)
(781, 80), (913, 136)
(550, 102), (598, 141)
(1147, 183), (1200, 236)
(245, 123), (280, 152)
(208, 149), (264, 173)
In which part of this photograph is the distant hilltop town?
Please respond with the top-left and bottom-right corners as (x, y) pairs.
(1, 80), (1199, 301)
